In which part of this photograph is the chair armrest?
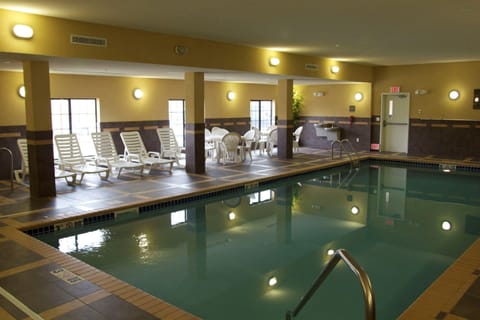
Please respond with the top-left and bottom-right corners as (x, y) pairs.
(147, 151), (161, 158)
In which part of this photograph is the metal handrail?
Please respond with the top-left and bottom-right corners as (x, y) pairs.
(285, 249), (375, 320)
(331, 139), (341, 159)
(0, 147), (14, 191)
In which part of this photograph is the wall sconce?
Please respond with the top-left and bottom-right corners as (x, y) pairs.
(18, 85), (26, 98)
(12, 24), (34, 39)
(269, 57), (280, 66)
(133, 88), (144, 100)
(226, 91), (236, 101)
(448, 89), (460, 101)
(414, 89), (428, 95)
(330, 65), (340, 74)
(354, 92), (363, 102)
(227, 211), (236, 221)
(351, 206), (359, 215)
(313, 91), (325, 97)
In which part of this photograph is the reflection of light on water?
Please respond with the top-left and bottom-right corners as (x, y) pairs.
(133, 233), (150, 263)
(58, 229), (110, 253)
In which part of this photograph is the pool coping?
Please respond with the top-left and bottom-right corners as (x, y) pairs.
(1, 152), (480, 319)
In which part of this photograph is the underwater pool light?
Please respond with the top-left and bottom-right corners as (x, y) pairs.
(441, 220), (452, 231)
(268, 276), (278, 287)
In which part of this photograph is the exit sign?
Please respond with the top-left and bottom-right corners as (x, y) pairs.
(390, 86), (401, 93)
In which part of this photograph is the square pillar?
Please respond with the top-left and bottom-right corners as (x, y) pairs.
(277, 79), (294, 159)
(185, 72), (205, 174)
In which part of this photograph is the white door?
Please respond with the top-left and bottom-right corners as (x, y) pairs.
(380, 93), (410, 153)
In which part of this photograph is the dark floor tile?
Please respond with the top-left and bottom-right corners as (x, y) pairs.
(465, 277), (480, 298)
(0, 295), (28, 319)
(89, 295), (158, 320)
(0, 240), (44, 271)
(0, 264), (101, 312)
(52, 304), (107, 320)
(451, 292), (480, 319)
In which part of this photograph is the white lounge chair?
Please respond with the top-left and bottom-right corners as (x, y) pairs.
(91, 132), (144, 178)
(241, 128), (256, 161)
(120, 131), (174, 174)
(15, 138), (77, 186)
(156, 127), (185, 167)
(54, 134), (109, 184)
(293, 126), (303, 152)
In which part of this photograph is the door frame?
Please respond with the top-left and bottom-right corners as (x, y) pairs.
(379, 92), (410, 153)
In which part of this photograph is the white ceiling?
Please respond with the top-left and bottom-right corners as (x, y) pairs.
(1, 0), (479, 84)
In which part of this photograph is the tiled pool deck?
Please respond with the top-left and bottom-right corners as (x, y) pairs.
(0, 148), (479, 319)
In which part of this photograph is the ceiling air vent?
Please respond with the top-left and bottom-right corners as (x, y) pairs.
(70, 34), (107, 47)
(305, 64), (319, 71)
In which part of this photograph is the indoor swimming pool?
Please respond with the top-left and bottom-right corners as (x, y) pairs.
(38, 161), (480, 319)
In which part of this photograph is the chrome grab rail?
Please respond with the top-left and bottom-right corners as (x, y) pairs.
(0, 147), (14, 191)
(285, 249), (375, 320)
(331, 139), (359, 168)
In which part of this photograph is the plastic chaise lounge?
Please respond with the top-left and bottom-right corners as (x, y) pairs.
(15, 138), (77, 186)
(91, 132), (144, 178)
(156, 127), (186, 167)
(54, 134), (110, 184)
(120, 131), (174, 174)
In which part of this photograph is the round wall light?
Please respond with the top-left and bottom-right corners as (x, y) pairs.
(351, 206), (360, 215)
(12, 24), (34, 39)
(18, 85), (26, 98)
(226, 91), (236, 101)
(133, 88), (144, 100)
(354, 92), (364, 102)
(228, 211), (236, 221)
(327, 248), (335, 256)
(331, 65), (340, 74)
(448, 89), (460, 100)
(269, 57), (280, 66)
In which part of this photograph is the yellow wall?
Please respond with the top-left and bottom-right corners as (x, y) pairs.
(296, 82), (372, 118)
(373, 61), (480, 120)
(205, 82), (276, 118)
(0, 9), (373, 83)
(0, 71), (278, 125)
(0, 71), (25, 125)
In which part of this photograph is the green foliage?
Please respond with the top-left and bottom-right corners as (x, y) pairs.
(292, 89), (304, 127)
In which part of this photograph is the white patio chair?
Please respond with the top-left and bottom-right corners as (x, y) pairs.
(54, 134), (110, 184)
(91, 132), (144, 178)
(211, 127), (229, 137)
(120, 131), (174, 174)
(15, 138), (77, 186)
(241, 128), (256, 161)
(156, 127), (186, 167)
(205, 128), (216, 160)
(266, 128), (278, 157)
(218, 132), (242, 164)
(293, 126), (303, 152)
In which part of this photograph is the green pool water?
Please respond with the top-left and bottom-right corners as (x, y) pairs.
(38, 162), (480, 319)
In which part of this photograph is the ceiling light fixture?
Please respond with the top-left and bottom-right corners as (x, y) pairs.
(133, 88), (144, 100)
(12, 24), (34, 39)
(330, 65), (340, 74)
(269, 57), (280, 66)
(448, 89), (460, 101)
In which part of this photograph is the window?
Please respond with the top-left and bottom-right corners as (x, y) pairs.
(51, 98), (99, 157)
(168, 100), (185, 147)
(250, 100), (275, 131)
(249, 190), (274, 205)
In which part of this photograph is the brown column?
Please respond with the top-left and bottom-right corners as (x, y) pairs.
(23, 61), (56, 197)
(277, 79), (293, 159)
(185, 72), (205, 174)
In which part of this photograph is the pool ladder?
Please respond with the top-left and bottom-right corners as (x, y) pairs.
(331, 139), (359, 168)
(285, 249), (375, 320)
